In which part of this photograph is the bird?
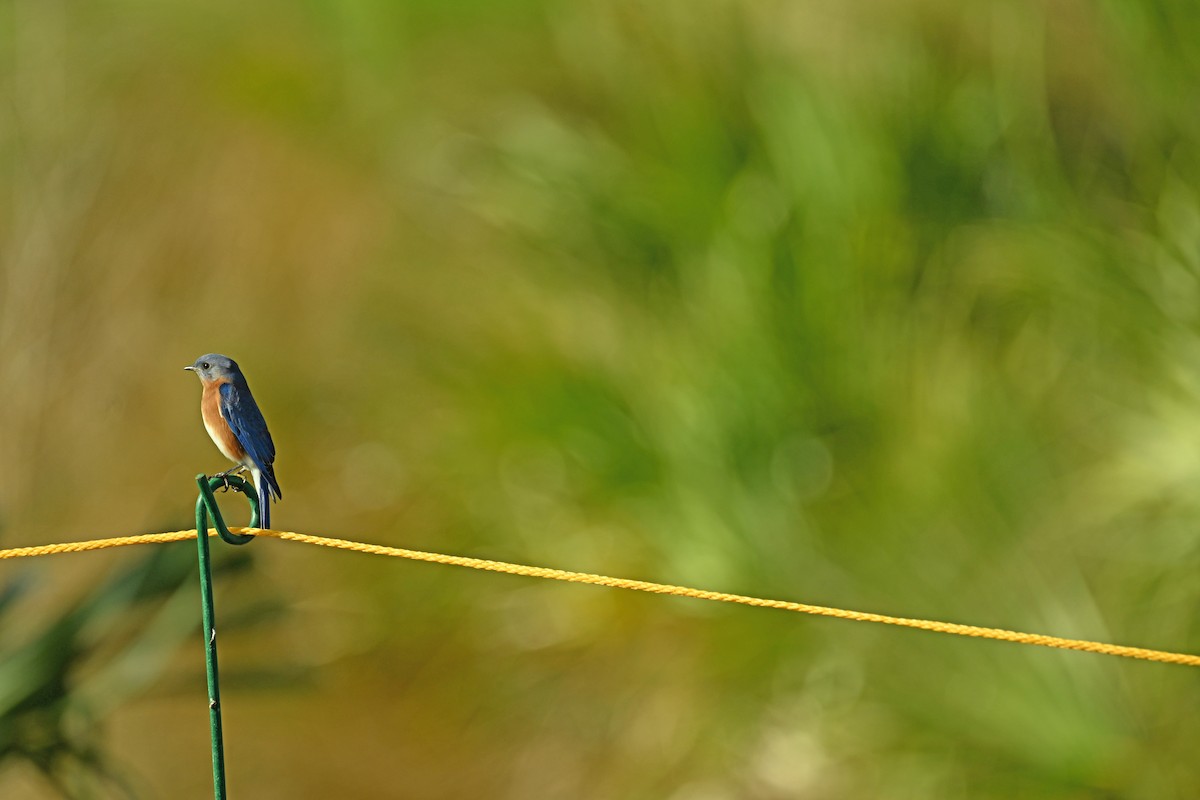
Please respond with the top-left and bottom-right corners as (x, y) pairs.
(185, 353), (282, 528)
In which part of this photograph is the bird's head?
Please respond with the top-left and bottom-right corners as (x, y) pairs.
(184, 353), (240, 383)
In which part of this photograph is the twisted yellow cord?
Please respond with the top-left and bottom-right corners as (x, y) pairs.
(0, 530), (200, 557)
(3, 528), (1197, 667)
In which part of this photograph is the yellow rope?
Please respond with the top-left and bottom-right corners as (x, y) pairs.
(0, 530), (200, 557)
(3, 528), (1197, 667)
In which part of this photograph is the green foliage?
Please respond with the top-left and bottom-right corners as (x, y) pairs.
(4, 0), (1200, 797)
(0, 544), (263, 796)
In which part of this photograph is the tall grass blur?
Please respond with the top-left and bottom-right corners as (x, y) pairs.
(3, 0), (1200, 797)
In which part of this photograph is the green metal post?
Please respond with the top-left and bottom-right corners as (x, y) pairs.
(194, 474), (259, 800)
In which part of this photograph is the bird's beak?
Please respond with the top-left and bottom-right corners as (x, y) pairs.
(184, 366), (196, 371)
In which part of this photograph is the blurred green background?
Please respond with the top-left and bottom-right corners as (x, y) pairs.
(3, 0), (1200, 797)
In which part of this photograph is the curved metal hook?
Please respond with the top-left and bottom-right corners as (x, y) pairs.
(195, 474), (258, 546)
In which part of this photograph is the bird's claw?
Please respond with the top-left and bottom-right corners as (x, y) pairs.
(210, 468), (242, 492)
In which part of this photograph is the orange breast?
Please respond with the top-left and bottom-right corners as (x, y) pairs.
(201, 380), (245, 463)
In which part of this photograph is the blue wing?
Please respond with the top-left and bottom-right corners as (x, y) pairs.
(219, 381), (282, 500)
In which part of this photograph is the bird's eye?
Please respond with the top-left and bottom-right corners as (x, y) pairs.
(201, 362), (210, 370)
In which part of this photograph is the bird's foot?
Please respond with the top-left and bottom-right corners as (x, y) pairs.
(211, 466), (248, 492)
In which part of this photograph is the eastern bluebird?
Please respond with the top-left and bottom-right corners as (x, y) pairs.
(185, 354), (282, 528)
